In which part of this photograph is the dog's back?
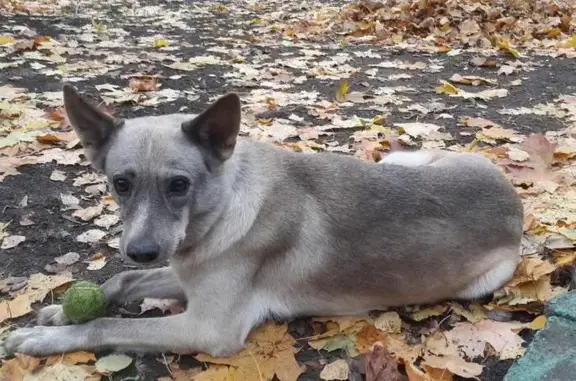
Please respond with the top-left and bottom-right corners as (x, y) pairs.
(216, 140), (523, 316)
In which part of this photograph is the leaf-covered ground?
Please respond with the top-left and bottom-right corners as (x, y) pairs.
(1, 0), (576, 380)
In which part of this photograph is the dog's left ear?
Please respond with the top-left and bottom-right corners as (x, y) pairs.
(63, 84), (124, 170)
(181, 93), (241, 161)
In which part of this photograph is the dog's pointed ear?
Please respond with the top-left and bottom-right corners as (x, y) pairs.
(181, 93), (241, 161)
(63, 84), (123, 170)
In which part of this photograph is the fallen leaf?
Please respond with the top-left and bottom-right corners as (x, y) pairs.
(365, 343), (403, 381)
(498, 65), (516, 75)
(72, 204), (104, 222)
(336, 79), (350, 102)
(93, 214), (120, 229)
(0, 272), (73, 323)
(23, 362), (98, 381)
(0, 354), (41, 380)
(36, 134), (62, 145)
(374, 311), (402, 334)
(45, 351), (96, 366)
(50, 170), (67, 182)
(421, 354), (482, 379)
(54, 252), (81, 266)
(0, 35), (16, 45)
(449, 74), (496, 86)
(530, 315), (547, 330)
(425, 320), (526, 360)
(521, 134), (556, 169)
(451, 303), (487, 324)
(190, 364), (236, 381)
(158, 364), (202, 380)
(1, 235), (26, 250)
(153, 38), (169, 48)
(435, 80), (459, 95)
(320, 359), (349, 380)
(410, 305), (448, 321)
(129, 76), (158, 92)
(471, 57), (497, 68)
(195, 322), (303, 381)
(60, 193), (80, 210)
(85, 253), (107, 271)
(140, 298), (179, 314)
(95, 354), (133, 375)
(496, 38), (520, 58)
(76, 229), (106, 243)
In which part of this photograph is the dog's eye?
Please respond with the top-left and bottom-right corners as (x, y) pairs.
(113, 177), (131, 195)
(168, 177), (190, 195)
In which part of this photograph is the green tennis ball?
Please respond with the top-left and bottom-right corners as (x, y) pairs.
(62, 280), (107, 324)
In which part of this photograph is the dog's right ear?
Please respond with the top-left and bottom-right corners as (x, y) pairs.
(63, 84), (123, 170)
(181, 93), (241, 162)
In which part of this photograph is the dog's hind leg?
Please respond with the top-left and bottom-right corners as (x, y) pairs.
(37, 267), (184, 326)
(456, 255), (519, 300)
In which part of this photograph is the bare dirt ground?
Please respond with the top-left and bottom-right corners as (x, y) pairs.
(2, 1), (576, 380)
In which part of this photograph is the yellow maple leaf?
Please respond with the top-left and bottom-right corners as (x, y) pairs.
(435, 80), (459, 95)
(497, 37), (520, 58)
(0, 35), (16, 45)
(152, 38), (169, 48)
(195, 323), (303, 381)
(558, 34), (576, 49)
(530, 315), (547, 330)
(336, 79), (349, 102)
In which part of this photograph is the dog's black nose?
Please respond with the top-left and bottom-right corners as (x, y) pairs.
(126, 242), (160, 263)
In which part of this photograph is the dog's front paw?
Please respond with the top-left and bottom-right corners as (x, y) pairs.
(36, 305), (71, 326)
(3, 326), (75, 356)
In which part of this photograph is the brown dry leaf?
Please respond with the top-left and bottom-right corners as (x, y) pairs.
(189, 365), (235, 381)
(405, 361), (453, 381)
(471, 57), (497, 68)
(0, 354), (41, 381)
(421, 354), (482, 379)
(479, 126), (519, 141)
(157, 364), (201, 381)
(449, 74), (496, 86)
(521, 134), (557, 169)
(195, 322), (303, 381)
(507, 254), (557, 286)
(355, 324), (389, 354)
(410, 305), (448, 321)
(374, 311), (402, 334)
(45, 351), (97, 366)
(311, 316), (372, 339)
(502, 275), (565, 305)
(365, 344), (403, 381)
(129, 76), (158, 92)
(86, 252), (107, 271)
(72, 204), (104, 222)
(24, 363), (98, 381)
(450, 302), (487, 324)
(36, 134), (62, 145)
(425, 320), (527, 360)
(0, 272), (73, 323)
(320, 359), (349, 380)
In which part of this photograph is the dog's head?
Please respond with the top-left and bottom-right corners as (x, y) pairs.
(63, 84), (241, 265)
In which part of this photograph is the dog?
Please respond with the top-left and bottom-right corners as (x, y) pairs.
(3, 84), (523, 357)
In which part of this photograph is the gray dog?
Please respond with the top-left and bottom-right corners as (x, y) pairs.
(3, 84), (523, 357)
